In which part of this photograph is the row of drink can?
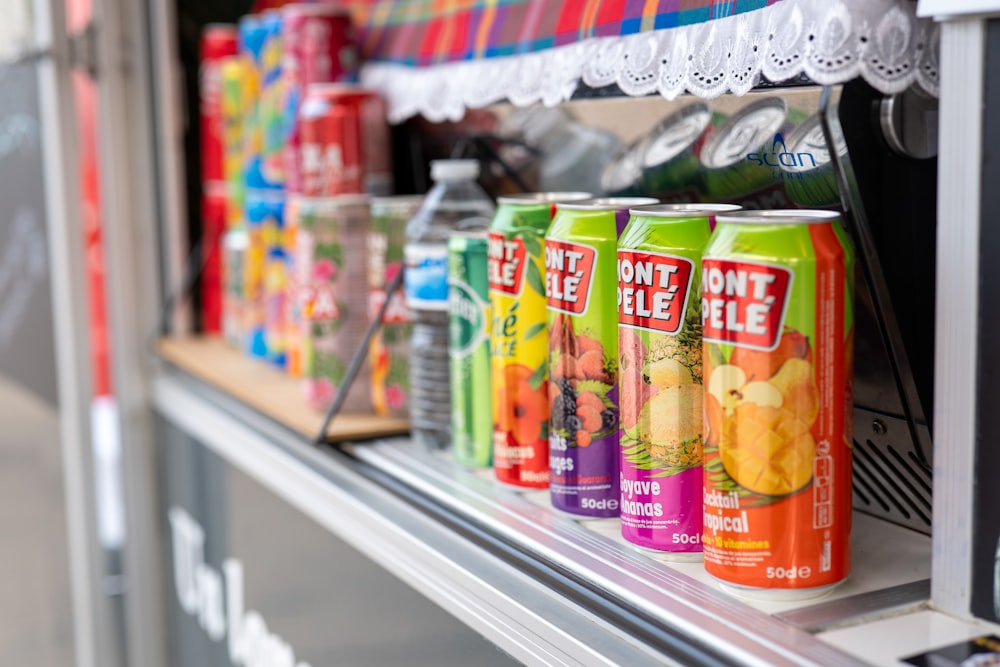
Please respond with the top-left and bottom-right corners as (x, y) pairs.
(599, 98), (842, 211)
(448, 194), (854, 598)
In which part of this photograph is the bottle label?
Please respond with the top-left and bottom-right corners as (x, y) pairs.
(404, 244), (450, 311)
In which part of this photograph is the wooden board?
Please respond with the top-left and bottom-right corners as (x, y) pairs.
(157, 337), (410, 442)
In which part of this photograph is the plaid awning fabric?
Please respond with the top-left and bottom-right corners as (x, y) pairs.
(346, 0), (783, 67)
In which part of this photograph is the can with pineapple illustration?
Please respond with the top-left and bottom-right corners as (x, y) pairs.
(617, 203), (740, 558)
(701, 209), (854, 599)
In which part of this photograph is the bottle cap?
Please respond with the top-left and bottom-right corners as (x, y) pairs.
(430, 159), (480, 181)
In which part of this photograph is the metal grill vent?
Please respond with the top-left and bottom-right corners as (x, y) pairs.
(851, 411), (932, 534)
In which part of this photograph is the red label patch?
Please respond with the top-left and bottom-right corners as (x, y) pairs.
(544, 239), (596, 315)
(617, 250), (693, 334)
(487, 232), (526, 296)
(701, 258), (792, 350)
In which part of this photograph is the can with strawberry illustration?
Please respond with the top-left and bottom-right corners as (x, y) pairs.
(701, 209), (854, 599)
(617, 203), (740, 558)
(545, 196), (656, 516)
(489, 193), (590, 487)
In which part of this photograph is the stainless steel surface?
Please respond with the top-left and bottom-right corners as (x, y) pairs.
(153, 373), (687, 666)
(880, 89), (939, 160)
(775, 580), (930, 633)
(820, 87), (935, 535)
(931, 16), (985, 618)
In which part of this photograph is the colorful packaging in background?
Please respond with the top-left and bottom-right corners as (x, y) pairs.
(223, 228), (249, 347)
(238, 15), (272, 191)
(200, 24), (238, 184)
(284, 196), (303, 377)
(368, 196), (420, 418)
(489, 193), (590, 488)
(701, 209), (854, 598)
(281, 3), (359, 195)
(244, 189), (283, 358)
(299, 84), (365, 196)
(219, 56), (248, 228)
(449, 233), (493, 467)
(297, 195), (372, 413)
(617, 204), (739, 558)
(263, 233), (289, 368)
(201, 184), (229, 334)
(545, 197), (656, 515)
(259, 10), (286, 188)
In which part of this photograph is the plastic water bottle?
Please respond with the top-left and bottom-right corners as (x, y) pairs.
(404, 159), (495, 449)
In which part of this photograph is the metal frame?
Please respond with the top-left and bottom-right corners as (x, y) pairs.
(31, 1), (105, 666)
(931, 17), (986, 618)
(90, 0), (172, 662)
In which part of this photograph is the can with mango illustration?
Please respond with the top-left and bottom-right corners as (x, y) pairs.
(701, 209), (854, 599)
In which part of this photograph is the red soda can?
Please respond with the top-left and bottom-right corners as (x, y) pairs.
(299, 84), (365, 196)
(201, 183), (229, 334)
(282, 4), (359, 194)
(200, 24), (238, 183)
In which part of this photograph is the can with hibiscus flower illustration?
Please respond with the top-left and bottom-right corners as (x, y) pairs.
(617, 203), (740, 559)
(297, 194), (372, 413)
(546, 196), (656, 516)
(489, 193), (591, 487)
(701, 209), (854, 599)
(368, 196), (421, 418)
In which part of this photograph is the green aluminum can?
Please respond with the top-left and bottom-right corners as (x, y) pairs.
(449, 231), (492, 467)
(778, 113), (844, 208)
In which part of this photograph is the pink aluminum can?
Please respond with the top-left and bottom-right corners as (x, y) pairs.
(281, 4), (359, 194)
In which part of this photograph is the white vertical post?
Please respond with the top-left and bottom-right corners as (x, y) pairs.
(31, 0), (103, 666)
(931, 18), (986, 617)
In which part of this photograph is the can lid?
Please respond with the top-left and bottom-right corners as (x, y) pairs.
(496, 192), (592, 205)
(639, 103), (712, 168)
(628, 203), (742, 217)
(599, 144), (643, 193)
(778, 113), (845, 173)
(557, 196), (659, 211)
(714, 209), (841, 225)
(431, 159), (480, 181)
(701, 97), (788, 169)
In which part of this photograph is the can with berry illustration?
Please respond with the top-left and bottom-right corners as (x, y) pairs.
(545, 196), (657, 516)
(618, 203), (741, 558)
(701, 209), (854, 599)
(489, 192), (591, 488)
(449, 231), (492, 468)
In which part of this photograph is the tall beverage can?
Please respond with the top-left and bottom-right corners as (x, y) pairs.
(220, 56), (248, 228)
(281, 3), (359, 194)
(617, 203), (740, 558)
(545, 197), (657, 515)
(701, 97), (792, 209)
(778, 113), (845, 209)
(297, 195), (372, 413)
(199, 24), (238, 184)
(701, 209), (854, 599)
(369, 196), (421, 418)
(448, 232), (492, 467)
(244, 189), (283, 358)
(636, 103), (712, 198)
(489, 192), (591, 488)
(299, 84), (365, 196)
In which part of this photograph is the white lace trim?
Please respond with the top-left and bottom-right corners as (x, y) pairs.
(360, 0), (939, 123)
